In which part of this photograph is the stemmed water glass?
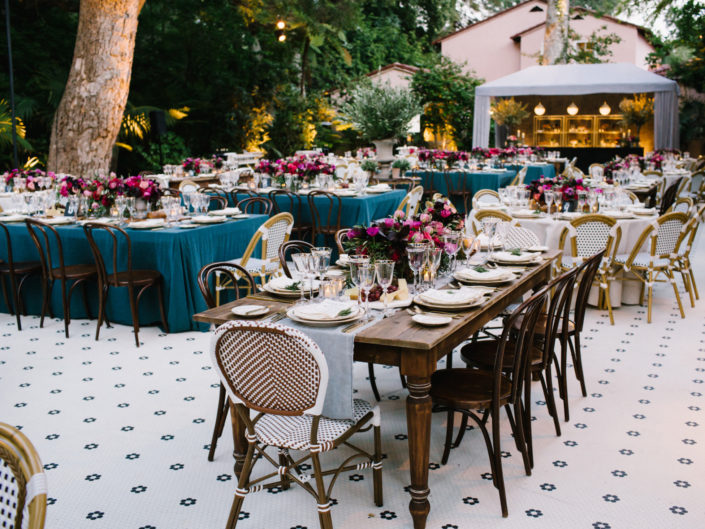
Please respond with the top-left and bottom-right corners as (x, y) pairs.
(577, 191), (587, 213)
(544, 189), (554, 218)
(407, 243), (427, 295)
(462, 226), (477, 267)
(182, 192), (194, 216)
(495, 221), (509, 251)
(481, 219), (498, 262)
(311, 247), (331, 281)
(292, 253), (315, 304)
(348, 255), (369, 304)
(588, 190), (598, 213)
(553, 192), (563, 217)
(354, 262), (375, 321)
(426, 247), (442, 289)
(375, 260), (395, 318)
(126, 197), (137, 221)
(442, 231), (461, 275)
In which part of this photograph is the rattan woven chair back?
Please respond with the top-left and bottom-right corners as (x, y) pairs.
(471, 189), (501, 210)
(279, 240), (314, 278)
(668, 197), (694, 215)
(212, 320), (327, 416)
(237, 196), (273, 215)
(624, 189), (639, 203)
(0, 422), (47, 529)
(508, 166), (528, 187)
(676, 175), (691, 197)
(471, 209), (517, 235)
(334, 229), (348, 255)
(642, 170), (662, 177)
(558, 214), (620, 260)
(660, 178), (682, 215)
(504, 226), (540, 250)
(397, 185), (424, 218)
(198, 262), (256, 309)
(237, 212), (294, 279)
(178, 179), (199, 193)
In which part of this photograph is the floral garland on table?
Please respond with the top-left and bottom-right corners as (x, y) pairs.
(342, 196), (464, 279)
(526, 175), (591, 204)
(2, 168), (56, 191)
(123, 175), (162, 205)
(57, 174), (161, 216)
(416, 149), (469, 169)
(603, 152), (669, 178)
(211, 155), (224, 170)
(356, 147), (376, 159)
(469, 146), (543, 161)
(255, 153), (336, 185)
(182, 157), (212, 175)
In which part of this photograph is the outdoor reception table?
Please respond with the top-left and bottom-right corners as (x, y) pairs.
(232, 188), (406, 227)
(193, 250), (559, 529)
(0, 215), (267, 331)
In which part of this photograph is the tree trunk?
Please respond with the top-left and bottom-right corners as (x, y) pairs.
(543, 0), (569, 65)
(48, 0), (146, 176)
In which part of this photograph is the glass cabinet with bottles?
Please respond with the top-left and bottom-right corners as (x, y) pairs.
(565, 116), (594, 147)
(533, 116), (563, 148)
(533, 114), (624, 147)
(595, 116), (622, 147)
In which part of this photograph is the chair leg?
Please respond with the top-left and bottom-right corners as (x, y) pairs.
(367, 363), (380, 402)
(156, 280), (169, 333)
(523, 374), (534, 469)
(60, 279), (70, 338)
(371, 424), (384, 507)
(540, 365), (562, 434)
(506, 402), (531, 476)
(647, 270), (654, 323)
(95, 285), (108, 341)
(570, 333), (587, 397)
(669, 269), (685, 319)
(127, 285), (141, 347)
(82, 280), (93, 319)
(398, 370), (407, 389)
(311, 452), (334, 529)
(441, 409), (455, 465)
(39, 277), (51, 329)
(9, 274), (22, 330)
(225, 441), (256, 529)
(689, 268), (699, 300)
(208, 383), (227, 462)
(451, 413), (469, 448)
(601, 274), (614, 325)
(680, 269), (695, 308)
(0, 275), (10, 315)
(491, 411), (508, 518)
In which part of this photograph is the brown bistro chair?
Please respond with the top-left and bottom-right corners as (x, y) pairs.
(198, 261), (257, 462)
(0, 422), (47, 529)
(0, 222), (42, 330)
(82, 222), (168, 347)
(268, 189), (311, 241)
(237, 196), (273, 215)
(307, 190), (343, 248)
(278, 240), (314, 279)
(25, 218), (95, 338)
(431, 285), (548, 517)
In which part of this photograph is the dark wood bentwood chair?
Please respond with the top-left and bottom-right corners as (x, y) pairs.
(237, 196), (273, 215)
(431, 285), (549, 517)
(307, 190), (343, 248)
(25, 219), (95, 338)
(0, 223), (42, 330)
(211, 320), (382, 529)
(443, 171), (473, 213)
(207, 194), (228, 210)
(278, 240), (314, 279)
(461, 265), (580, 467)
(659, 177), (683, 215)
(82, 222), (168, 347)
(197, 261), (256, 462)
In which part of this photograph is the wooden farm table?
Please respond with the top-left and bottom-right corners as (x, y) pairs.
(193, 250), (559, 528)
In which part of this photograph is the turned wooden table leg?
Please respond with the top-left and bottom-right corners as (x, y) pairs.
(229, 402), (247, 477)
(406, 376), (432, 529)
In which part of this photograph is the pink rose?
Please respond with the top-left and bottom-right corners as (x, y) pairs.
(383, 218), (394, 228)
(424, 225), (434, 234)
(139, 181), (150, 190)
(440, 209), (451, 218)
(366, 226), (380, 237)
(394, 209), (405, 219)
(419, 213), (431, 223)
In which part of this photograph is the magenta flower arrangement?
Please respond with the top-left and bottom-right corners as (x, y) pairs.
(3, 168), (57, 190)
(255, 154), (336, 185)
(182, 157), (211, 174)
(356, 147), (376, 159)
(123, 175), (162, 205)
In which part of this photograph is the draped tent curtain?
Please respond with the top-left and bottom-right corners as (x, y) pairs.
(472, 63), (680, 149)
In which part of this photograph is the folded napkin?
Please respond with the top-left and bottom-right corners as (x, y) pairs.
(492, 251), (541, 263)
(42, 216), (73, 225)
(419, 288), (482, 306)
(456, 267), (513, 281)
(293, 300), (358, 320)
(630, 207), (656, 215)
(192, 215), (225, 223)
(0, 214), (26, 222)
(368, 183), (391, 191)
(129, 219), (165, 229)
(209, 207), (241, 216)
(513, 209), (541, 217)
(268, 276), (321, 291)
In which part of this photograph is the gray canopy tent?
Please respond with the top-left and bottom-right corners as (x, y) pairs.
(472, 63), (679, 149)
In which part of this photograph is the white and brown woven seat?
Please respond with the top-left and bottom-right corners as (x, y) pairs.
(470, 209), (519, 235)
(557, 214), (621, 325)
(613, 212), (690, 323)
(397, 185), (424, 218)
(0, 422), (47, 529)
(211, 320), (382, 529)
(504, 226), (541, 250)
(471, 189), (502, 210)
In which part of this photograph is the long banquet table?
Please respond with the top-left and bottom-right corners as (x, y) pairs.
(193, 250), (560, 528)
(0, 215), (267, 332)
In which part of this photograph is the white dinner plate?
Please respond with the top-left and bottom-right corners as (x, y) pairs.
(412, 314), (452, 326)
(286, 306), (363, 327)
(414, 295), (484, 311)
(232, 214), (251, 219)
(192, 215), (226, 224)
(231, 305), (270, 318)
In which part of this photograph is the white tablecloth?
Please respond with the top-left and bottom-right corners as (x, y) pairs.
(515, 214), (658, 306)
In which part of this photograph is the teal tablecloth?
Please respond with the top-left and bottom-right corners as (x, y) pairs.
(414, 170), (516, 213)
(0, 215), (267, 332)
(233, 189), (406, 228)
(506, 163), (556, 184)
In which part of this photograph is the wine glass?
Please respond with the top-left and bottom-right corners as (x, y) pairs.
(182, 192), (193, 216)
(426, 246), (442, 289)
(348, 255), (369, 305)
(115, 195), (127, 223)
(407, 243), (427, 295)
(311, 247), (331, 280)
(481, 219), (498, 262)
(442, 231), (461, 275)
(375, 260), (395, 318)
(495, 222), (509, 252)
(292, 253), (313, 304)
(126, 197), (137, 221)
(588, 190), (598, 213)
(354, 262), (375, 320)
(544, 189), (554, 217)
(553, 192), (563, 217)
(462, 226), (477, 267)
(577, 191), (587, 213)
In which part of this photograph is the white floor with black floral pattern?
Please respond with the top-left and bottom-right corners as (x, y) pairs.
(1, 243), (704, 529)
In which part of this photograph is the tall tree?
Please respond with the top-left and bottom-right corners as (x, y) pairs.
(48, 0), (146, 175)
(542, 0), (570, 64)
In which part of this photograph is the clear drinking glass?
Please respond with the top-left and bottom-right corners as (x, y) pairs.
(462, 227), (477, 267)
(182, 192), (193, 216)
(349, 255), (369, 305)
(544, 189), (554, 217)
(311, 247), (331, 280)
(375, 260), (395, 317)
(356, 263), (375, 320)
(553, 192), (563, 217)
(442, 231), (461, 275)
(292, 253), (313, 304)
(481, 219), (498, 261)
(407, 243), (427, 295)
(577, 191), (587, 213)
(426, 246), (442, 289)
(126, 197), (137, 220)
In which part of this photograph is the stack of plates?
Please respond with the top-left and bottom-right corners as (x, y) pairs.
(366, 184), (392, 194)
(602, 211), (636, 220)
(286, 300), (363, 327)
(630, 207), (657, 216)
(129, 218), (166, 229)
(209, 207), (241, 216)
(42, 216), (74, 225)
(414, 288), (485, 311)
(264, 276), (320, 298)
(0, 213), (26, 223)
(491, 251), (543, 265)
(454, 267), (515, 284)
(558, 212), (583, 220)
(512, 209), (544, 219)
(192, 215), (227, 224)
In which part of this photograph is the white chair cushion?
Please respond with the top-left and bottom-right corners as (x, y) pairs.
(614, 253), (670, 269)
(228, 257), (280, 275)
(254, 399), (376, 451)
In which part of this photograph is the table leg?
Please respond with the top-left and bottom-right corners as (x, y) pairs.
(229, 402), (247, 477)
(406, 376), (432, 529)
